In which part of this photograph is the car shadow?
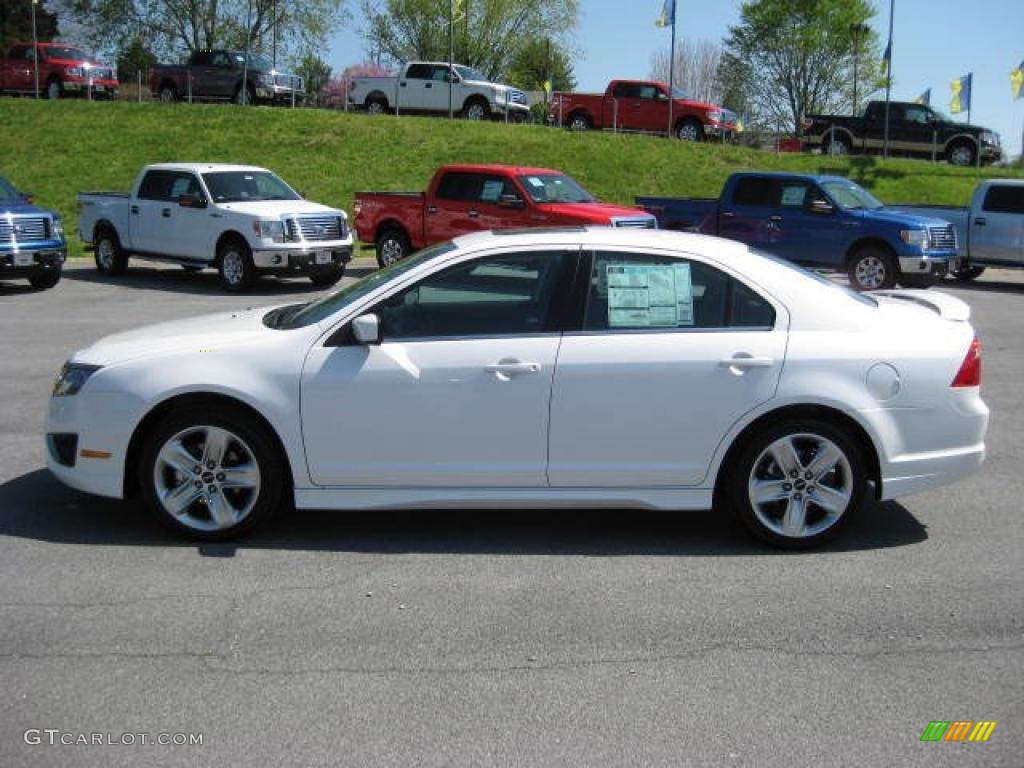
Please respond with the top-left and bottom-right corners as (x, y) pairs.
(60, 263), (377, 296)
(0, 280), (42, 295)
(942, 277), (1024, 295)
(0, 468), (928, 557)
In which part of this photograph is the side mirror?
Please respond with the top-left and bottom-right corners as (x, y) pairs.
(352, 313), (381, 345)
(657, 92), (669, 101)
(499, 193), (525, 209)
(178, 196), (208, 209)
(21, 192), (34, 204)
(809, 199), (834, 215)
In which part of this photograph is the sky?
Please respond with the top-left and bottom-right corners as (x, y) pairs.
(327, 0), (1024, 159)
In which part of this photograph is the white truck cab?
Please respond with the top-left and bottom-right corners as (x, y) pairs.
(77, 163), (353, 291)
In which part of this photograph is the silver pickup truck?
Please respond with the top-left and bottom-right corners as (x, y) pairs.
(891, 180), (1024, 281)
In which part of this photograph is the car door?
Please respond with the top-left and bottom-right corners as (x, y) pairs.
(718, 176), (784, 252)
(548, 248), (787, 487)
(152, 171), (210, 259)
(209, 52), (239, 99)
(759, 179), (837, 267)
(637, 84), (670, 133)
(300, 247), (578, 487)
(397, 63), (432, 111)
(428, 171), (487, 241)
(971, 184), (1024, 265)
(895, 104), (936, 157)
(423, 64), (455, 112)
(132, 170), (175, 254)
(606, 82), (641, 131)
(475, 175), (533, 231)
(4, 45), (34, 91)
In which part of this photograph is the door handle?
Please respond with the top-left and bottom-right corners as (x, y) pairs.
(485, 360), (542, 379)
(769, 215), (783, 222)
(425, 82), (432, 89)
(130, 205), (139, 215)
(974, 217), (986, 226)
(468, 210), (480, 219)
(719, 355), (775, 371)
(721, 211), (735, 219)
(400, 81), (407, 87)
(426, 205), (438, 215)
(161, 208), (172, 218)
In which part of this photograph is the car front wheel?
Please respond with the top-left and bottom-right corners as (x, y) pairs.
(217, 238), (256, 292)
(729, 419), (866, 549)
(28, 268), (62, 290)
(847, 247), (896, 291)
(140, 407), (285, 540)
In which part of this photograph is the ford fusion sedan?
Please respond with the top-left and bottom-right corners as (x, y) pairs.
(45, 228), (988, 548)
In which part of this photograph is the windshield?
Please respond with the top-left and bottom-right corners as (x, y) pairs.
(671, 87), (691, 100)
(201, 171), (300, 203)
(0, 177), (22, 203)
(232, 52), (273, 71)
(517, 174), (595, 204)
(271, 242), (459, 329)
(42, 46), (87, 61)
(821, 180), (883, 211)
(454, 65), (488, 82)
(752, 249), (877, 306)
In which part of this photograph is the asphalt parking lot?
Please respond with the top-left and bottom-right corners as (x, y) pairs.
(0, 260), (1022, 767)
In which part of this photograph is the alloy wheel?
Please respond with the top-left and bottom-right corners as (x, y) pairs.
(96, 239), (114, 271)
(222, 250), (244, 285)
(854, 255), (887, 290)
(466, 103), (486, 120)
(677, 122), (700, 141)
(379, 238), (404, 266)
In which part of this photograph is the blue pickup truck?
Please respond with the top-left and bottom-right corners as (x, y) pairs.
(0, 175), (65, 290)
(636, 172), (958, 291)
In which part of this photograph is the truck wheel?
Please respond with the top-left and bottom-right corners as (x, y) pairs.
(676, 118), (704, 142)
(234, 83), (255, 106)
(825, 133), (851, 155)
(366, 98), (388, 115)
(309, 265), (345, 288)
(159, 84), (177, 103)
(567, 113), (591, 131)
(376, 229), (410, 268)
(847, 246), (896, 291)
(463, 98), (489, 120)
(951, 264), (985, 282)
(94, 226), (128, 276)
(28, 268), (62, 290)
(46, 78), (61, 100)
(217, 238), (256, 292)
(947, 141), (976, 167)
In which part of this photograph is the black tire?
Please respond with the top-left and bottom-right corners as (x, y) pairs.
(847, 245), (896, 291)
(676, 118), (704, 142)
(365, 97), (388, 115)
(46, 78), (61, 100)
(375, 228), (410, 269)
(182, 265), (204, 273)
(309, 265), (345, 288)
(567, 112), (591, 131)
(28, 267), (62, 290)
(217, 237), (256, 292)
(899, 273), (936, 289)
(138, 406), (286, 541)
(951, 264), (985, 282)
(234, 83), (256, 106)
(947, 141), (976, 167)
(94, 226), (128, 276)
(462, 97), (489, 121)
(824, 133), (852, 156)
(158, 84), (177, 103)
(728, 418), (867, 550)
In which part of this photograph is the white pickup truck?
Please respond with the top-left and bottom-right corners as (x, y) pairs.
(77, 163), (353, 291)
(891, 179), (1024, 281)
(348, 61), (529, 121)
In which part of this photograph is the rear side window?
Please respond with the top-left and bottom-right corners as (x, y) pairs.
(982, 185), (1024, 214)
(611, 82), (640, 98)
(405, 64), (432, 80)
(192, 51), (213, 66)
(435, 172), (482, 202)
(732, 177), (776, 207)
(583, 251), (775, 331)
(137, 171), (173, 201)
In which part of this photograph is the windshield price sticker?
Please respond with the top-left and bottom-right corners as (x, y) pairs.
(606, 263), (694, 328)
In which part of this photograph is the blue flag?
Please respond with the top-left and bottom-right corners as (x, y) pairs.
(950, 73), (972, 114)
(656, 0), (675, 28)
(880, 41), (891, 76)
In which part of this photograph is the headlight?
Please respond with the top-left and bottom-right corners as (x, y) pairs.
(51, 218), (64, 239)
(900, 229), (931, 249)
(257, 72), (274, 86)
(65, 66), (83, 77)
(53, 363), (102, 397)
(254, 219), (286, 243)
(980, 131), (998, 145)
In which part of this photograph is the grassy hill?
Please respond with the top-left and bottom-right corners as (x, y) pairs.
(2, 99), (1021, 259)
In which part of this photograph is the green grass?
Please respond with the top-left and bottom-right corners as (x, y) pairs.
(3, 99), (1022, 259)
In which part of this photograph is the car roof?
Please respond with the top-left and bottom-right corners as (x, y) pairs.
(143, 163), (271, 174)
(440, 164), (563, 176)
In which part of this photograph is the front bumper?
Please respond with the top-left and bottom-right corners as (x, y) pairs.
(63, 78), (119, 97)
(252, 243), (353, 273)
(493, 101), (531, 118)
(897, 247), (956, 276)
(0, 246), (66, 278)
(705, 122), (737, 140)
(255, 85), (305, 104)
(980, 143), (1002, 163)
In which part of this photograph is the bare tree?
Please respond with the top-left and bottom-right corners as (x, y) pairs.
(649, 39), (722, 104)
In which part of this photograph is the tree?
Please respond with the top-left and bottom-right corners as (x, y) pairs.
(506, 38), (575, 93)
(58, 0), (345, 61)
(1, 0), (59, 49)
(321, 62), (389, 108)
(361, 0), (578, 81)
(649, 39), (722, 105)
(724, 0), (882, 135)
(296, 53), (331, 105)
(116, 36), (157, 84)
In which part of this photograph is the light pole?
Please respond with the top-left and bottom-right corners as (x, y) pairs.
(850, 22), (869, 114)
(882, 0), (894, 158)
(30, 0), (40, 99)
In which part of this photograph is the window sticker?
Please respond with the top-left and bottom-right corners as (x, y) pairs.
(606, 263), (693, 328)
(526, 177), (544, 188)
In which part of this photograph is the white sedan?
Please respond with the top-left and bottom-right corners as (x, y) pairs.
(45, 228), (988, 548)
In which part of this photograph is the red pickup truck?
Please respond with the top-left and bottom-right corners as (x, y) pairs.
(353, 164), (657, 267)
(550, 80), (736, 142)
(0, 42), (118, 99)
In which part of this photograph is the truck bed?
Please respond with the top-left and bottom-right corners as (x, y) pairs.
(634, 195), (719, 233)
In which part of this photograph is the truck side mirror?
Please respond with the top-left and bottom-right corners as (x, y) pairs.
(809, 199), (834, 215)
(499, 193), (525, 209)
(21, 192), (34, 204)
(352, 313), (382, 345)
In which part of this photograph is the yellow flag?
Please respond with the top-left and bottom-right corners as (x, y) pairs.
(1012, 63), (1024, 101)
(542, 80), (552, 95)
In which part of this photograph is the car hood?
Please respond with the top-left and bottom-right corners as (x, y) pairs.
(537, 201), (656, 224)
(869, 208), (955, 229)
(1, 201), (53, 217)
(47, 56), (113, 69)
(215, 199), (346, 219)
(72, 306), (280, 366)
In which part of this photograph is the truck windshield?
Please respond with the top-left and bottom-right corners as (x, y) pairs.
(671, 87), (691, 100)
(202, 171), (301, 203)
(454, 65), (488, 82)
(820, 181), (883, 211)
(517, 174), (595, 204)
(267, 242), (459, 330)
(41, 46), (86, 60)
(0, 177), (22, 202)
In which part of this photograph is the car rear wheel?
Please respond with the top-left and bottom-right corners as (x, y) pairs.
(825, 133), (851, 155)
(217, 238), (256, 292)
(366, 98), (387, 115)
(159, 84), (177, 103)
(28, 268), (62, 290)
(140, 407), (285, 540)
(376, 229), (410, 268)
(951, 264), (985, 282)
(676, 118), (704, 142)
(730, 419), (866, 549)
(847, 246), (896, 291)
(567, 113), (591, 131)
(94, 227), (128, 276)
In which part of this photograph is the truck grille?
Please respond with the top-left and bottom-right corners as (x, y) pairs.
(929, 225), (957, 250)
(0, 216), (48, 244)
(508, 89), (528, 105)
(286, 215), (346, 242)
(89, 67), (114, 81)
(612, 216), (657, 229)
(274, 74), (303, 91)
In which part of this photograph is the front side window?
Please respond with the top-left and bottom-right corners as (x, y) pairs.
(904, 106), (931, 124)
(167, 173), (202, 201)
(583, 252), (775, 331)
(374, 251), (570, 340)
(201, 171), (300, 203)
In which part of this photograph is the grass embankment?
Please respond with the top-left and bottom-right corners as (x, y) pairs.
(2, 99), (1021, 259)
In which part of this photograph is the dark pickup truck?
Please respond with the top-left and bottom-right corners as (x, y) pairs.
(149, 49), (303, 105)
(637, 172), (958, 291)
(802, 100), (1002, 167)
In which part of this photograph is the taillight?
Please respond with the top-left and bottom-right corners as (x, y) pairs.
(951, 337), (981, 387)
(353, 200), (362, 216)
